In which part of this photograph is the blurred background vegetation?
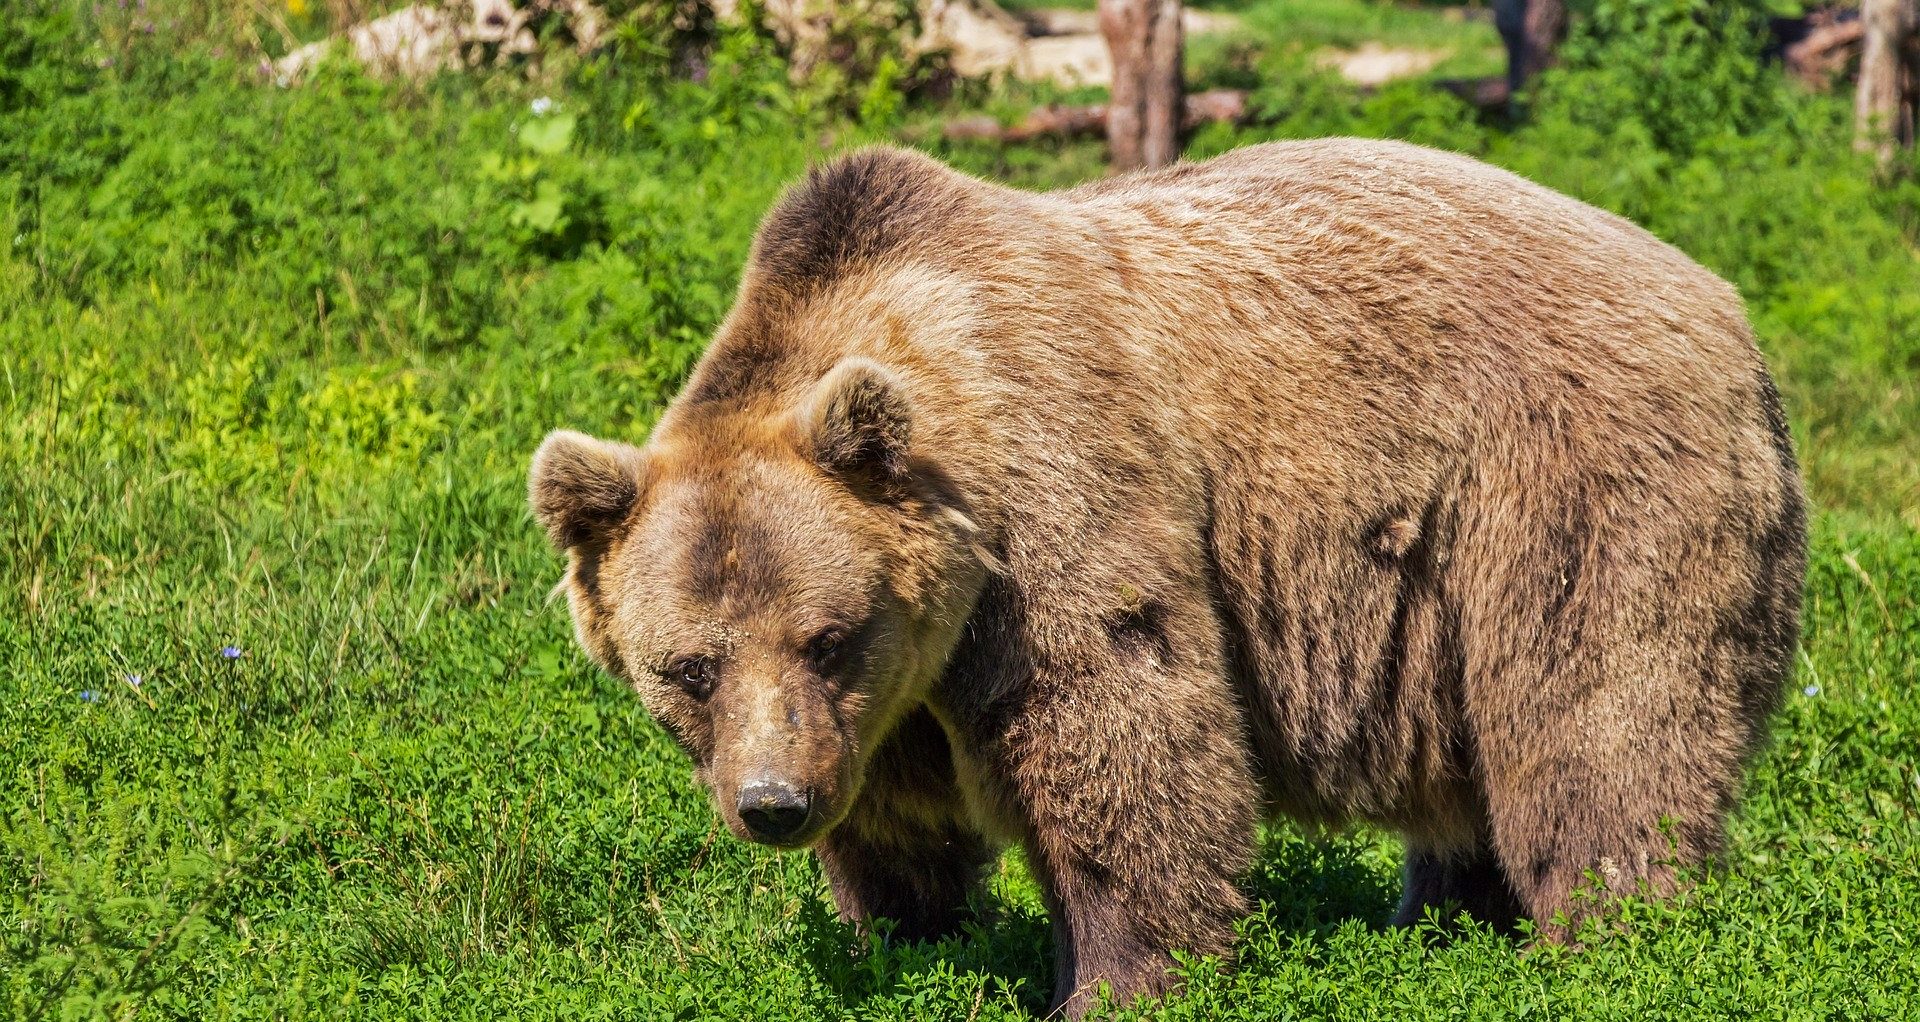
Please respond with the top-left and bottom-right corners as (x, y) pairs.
(3, 1), (1916, 1019)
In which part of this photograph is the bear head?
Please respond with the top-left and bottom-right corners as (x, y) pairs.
(529, 357), (992, 848)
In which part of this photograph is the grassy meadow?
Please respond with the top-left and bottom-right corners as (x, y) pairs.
(3, 0), (1918, 1018)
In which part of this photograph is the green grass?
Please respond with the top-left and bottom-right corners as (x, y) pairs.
(1221, 0), (1495, 50)
(4, 0), (1919, 1018)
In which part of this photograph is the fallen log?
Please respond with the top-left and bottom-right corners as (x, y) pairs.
(1784, 16), (1866, 86)
(942, 87), (1248, 144)
(1435, 75), (1512, 111)
(943, 103), (1108, 143)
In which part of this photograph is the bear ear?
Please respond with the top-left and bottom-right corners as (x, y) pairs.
(798, 357), (915, 482)
(529, 430), (648, 550)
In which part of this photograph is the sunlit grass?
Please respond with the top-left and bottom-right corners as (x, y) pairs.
(4, 1), (1918, 1018)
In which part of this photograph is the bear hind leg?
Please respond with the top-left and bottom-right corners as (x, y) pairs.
(1393, 842), (1526, 934)
(1478, 741), (1727, 940)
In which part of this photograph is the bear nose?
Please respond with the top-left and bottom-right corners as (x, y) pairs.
(737, 780), (811, 843)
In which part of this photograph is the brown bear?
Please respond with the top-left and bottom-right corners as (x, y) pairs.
(529, 139), (1806, 1016)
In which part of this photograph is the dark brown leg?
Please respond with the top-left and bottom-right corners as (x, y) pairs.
(962, 655), (1257, 1015)
(815, 825), (992, 944)
(1394, 843), (1526, 933)
(815, 709), (993, 944)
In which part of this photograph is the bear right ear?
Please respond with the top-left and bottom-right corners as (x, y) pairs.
(798, 357), (915, 483)
(529, 430), (648, 550)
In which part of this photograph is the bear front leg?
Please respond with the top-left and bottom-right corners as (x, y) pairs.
(815, 820), (992, 944)
(814, 708), (994, 944)
(1017, 685), (1258, 1017)
(958, 634), (1260, 1017)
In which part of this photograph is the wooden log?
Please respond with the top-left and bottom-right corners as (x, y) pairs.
(1436, 76), (1513, 111)
(944, 104), (1111, 144)
(1784, 18), (1866, 87)
(1181, 87), (1247, 127)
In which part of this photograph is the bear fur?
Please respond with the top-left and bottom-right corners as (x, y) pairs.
(530, 139), (1806, 1016)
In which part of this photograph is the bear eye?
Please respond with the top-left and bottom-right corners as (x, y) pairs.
(661, 656), (714, 699)
(805, 629), (846, 672)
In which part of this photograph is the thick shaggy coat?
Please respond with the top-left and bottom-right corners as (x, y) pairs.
(530, 139), (1806, 1016)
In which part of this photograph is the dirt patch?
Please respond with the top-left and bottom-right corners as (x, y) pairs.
(996, 8), (1444, 90)
(1316, 42), (1449, 87)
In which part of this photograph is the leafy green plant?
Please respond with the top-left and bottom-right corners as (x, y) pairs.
(3, 780), (296, 1020)
(478, 107), (619, 258)
(1542, 0), (1787, 154)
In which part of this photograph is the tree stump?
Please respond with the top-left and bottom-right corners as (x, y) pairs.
(1521, 0), (1567, 84)
(1494, 0), (1567, 99)
(1855, 0), (1920, 168)
(1099, 0), (1183, 172)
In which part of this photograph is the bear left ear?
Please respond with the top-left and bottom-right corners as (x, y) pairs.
(798, 357), (915, 482)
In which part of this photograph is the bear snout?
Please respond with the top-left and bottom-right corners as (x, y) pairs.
(736, 777), (813, 844)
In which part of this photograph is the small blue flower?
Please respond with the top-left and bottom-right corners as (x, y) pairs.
(125, 673), (143, 687)
(531, 96), (554, 116)
(79, 690), (102, 702)
(1802, 684), (1820, 698)
(220, 646), (243, 660)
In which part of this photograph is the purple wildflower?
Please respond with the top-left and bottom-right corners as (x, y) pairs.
(80, 690), (102, 702)
(126, 673), (143, 687)
(220, 646), (243, 660)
